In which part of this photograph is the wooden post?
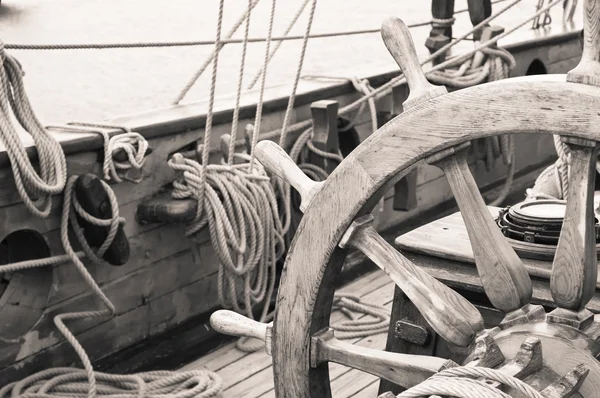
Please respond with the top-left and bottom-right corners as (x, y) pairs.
(426, 0), (455, 65)
(309, 100), (340, 174)
(386, 85), (418, 212)
(467, 0), (492, 40)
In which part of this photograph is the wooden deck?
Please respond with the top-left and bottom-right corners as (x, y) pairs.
(180, 269), (395, 398)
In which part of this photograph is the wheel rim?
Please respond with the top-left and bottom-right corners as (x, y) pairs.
(272, 75), (600, 397)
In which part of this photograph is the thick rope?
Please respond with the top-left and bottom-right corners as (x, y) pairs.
(0, 176), (223, 398)
(398, 366), (545, 398)
(47, 123), (148, 184)
(168, 0), (286, 354)
(334, 0), (560, 119)
(0, 40), (67, 218)
(332, 294), (390, 339)
(525, 135), (576, 200)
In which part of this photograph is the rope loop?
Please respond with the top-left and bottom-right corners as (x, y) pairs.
(0, 42), (67, 218)
(168, 152), (285, 352)
(331, 293), (390, 339)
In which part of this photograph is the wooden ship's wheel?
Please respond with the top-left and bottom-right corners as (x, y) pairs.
(210, 1), (600, 397)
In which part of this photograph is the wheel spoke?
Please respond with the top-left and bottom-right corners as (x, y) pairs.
(550, 137), (599, 311)
(311, 328), (457, 389)
(255, 140), (323, 212)
(210, 310), (273, 355)
(339, 215), (484, 347)
(427, 143), (533, 312)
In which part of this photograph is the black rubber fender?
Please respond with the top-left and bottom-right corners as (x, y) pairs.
(74, 174), (130, 266)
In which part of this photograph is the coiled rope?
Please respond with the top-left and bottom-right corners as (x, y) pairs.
(168, 0), (286, 353)
(428, 41), (516, 206)
(0, 175), (223, 398)
(0, 40), (67, 218)
(331, 294), (390, 339)
(47, 122), (148, 183)
(0, 43), (221, 396)
(398, 366), (545, 398)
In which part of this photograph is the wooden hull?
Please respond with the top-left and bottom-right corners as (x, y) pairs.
(0, 18), (584, 385)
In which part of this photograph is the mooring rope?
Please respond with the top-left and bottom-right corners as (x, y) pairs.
(0, 40), (67, 218)
(397, 366), (545, 398)
(168, 0), (286, 354)
(0, 41), (221, 396)
(0, 175), (223, 398)
(331, 294), (390, 339)
(47, 122), (149, 184)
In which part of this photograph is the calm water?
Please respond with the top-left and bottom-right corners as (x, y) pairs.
(0, 0), (540, 124)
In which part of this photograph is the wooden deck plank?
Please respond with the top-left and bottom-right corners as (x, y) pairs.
(220, 278), (394, 396)
(190, 271), (394, 398)
(348, 380), (380, 398)
(181, 269), (396, 397)
(181, 269), (390, 373)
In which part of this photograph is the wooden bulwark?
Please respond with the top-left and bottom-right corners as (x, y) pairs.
(0, 4), (585, 387)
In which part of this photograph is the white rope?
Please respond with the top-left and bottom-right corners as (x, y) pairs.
(0, 176), (223, 398)
(0, 40), (67, 218)
(525, 135), (575, 201)
(249, 0), (278, 168)
(47, 123), (148, 183)
(398, 366), (545, 398)
(168, 0), (286, 354)
(332, 294), (390, 339)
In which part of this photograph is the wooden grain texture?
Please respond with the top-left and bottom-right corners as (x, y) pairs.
(378, 288), (439, 396)
(567, 0), (600, 86)
(339, 215), (483, 346)
(255, 140), (323, 212)
(0, 14), (586, 389)
(429, 145), (532, 312)
(551, 140), (599, 310)
(494, 323), (600, 397)
(210, 310), (272, 355)
(271, 74), (600, 397)
(380, 18), (447, 110)
(309, 100), (339, 174)
(312, 330), (456, 390)
(394, 206), (600, 287)
(0, 268), (220, 386)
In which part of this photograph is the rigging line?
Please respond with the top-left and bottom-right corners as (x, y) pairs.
(249, 0), (277, 168)
(223, 0), (532, 150)
(277, 0), (318, 236)
(279, 0), (318, 150)
(247, 0), (312, 90)
(338, 0), (562, 117)
(172, 0), (262, 105)
(1, 0), (513, 51)
(228, 0), (253, 165)
(197, 0), (225, 212)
